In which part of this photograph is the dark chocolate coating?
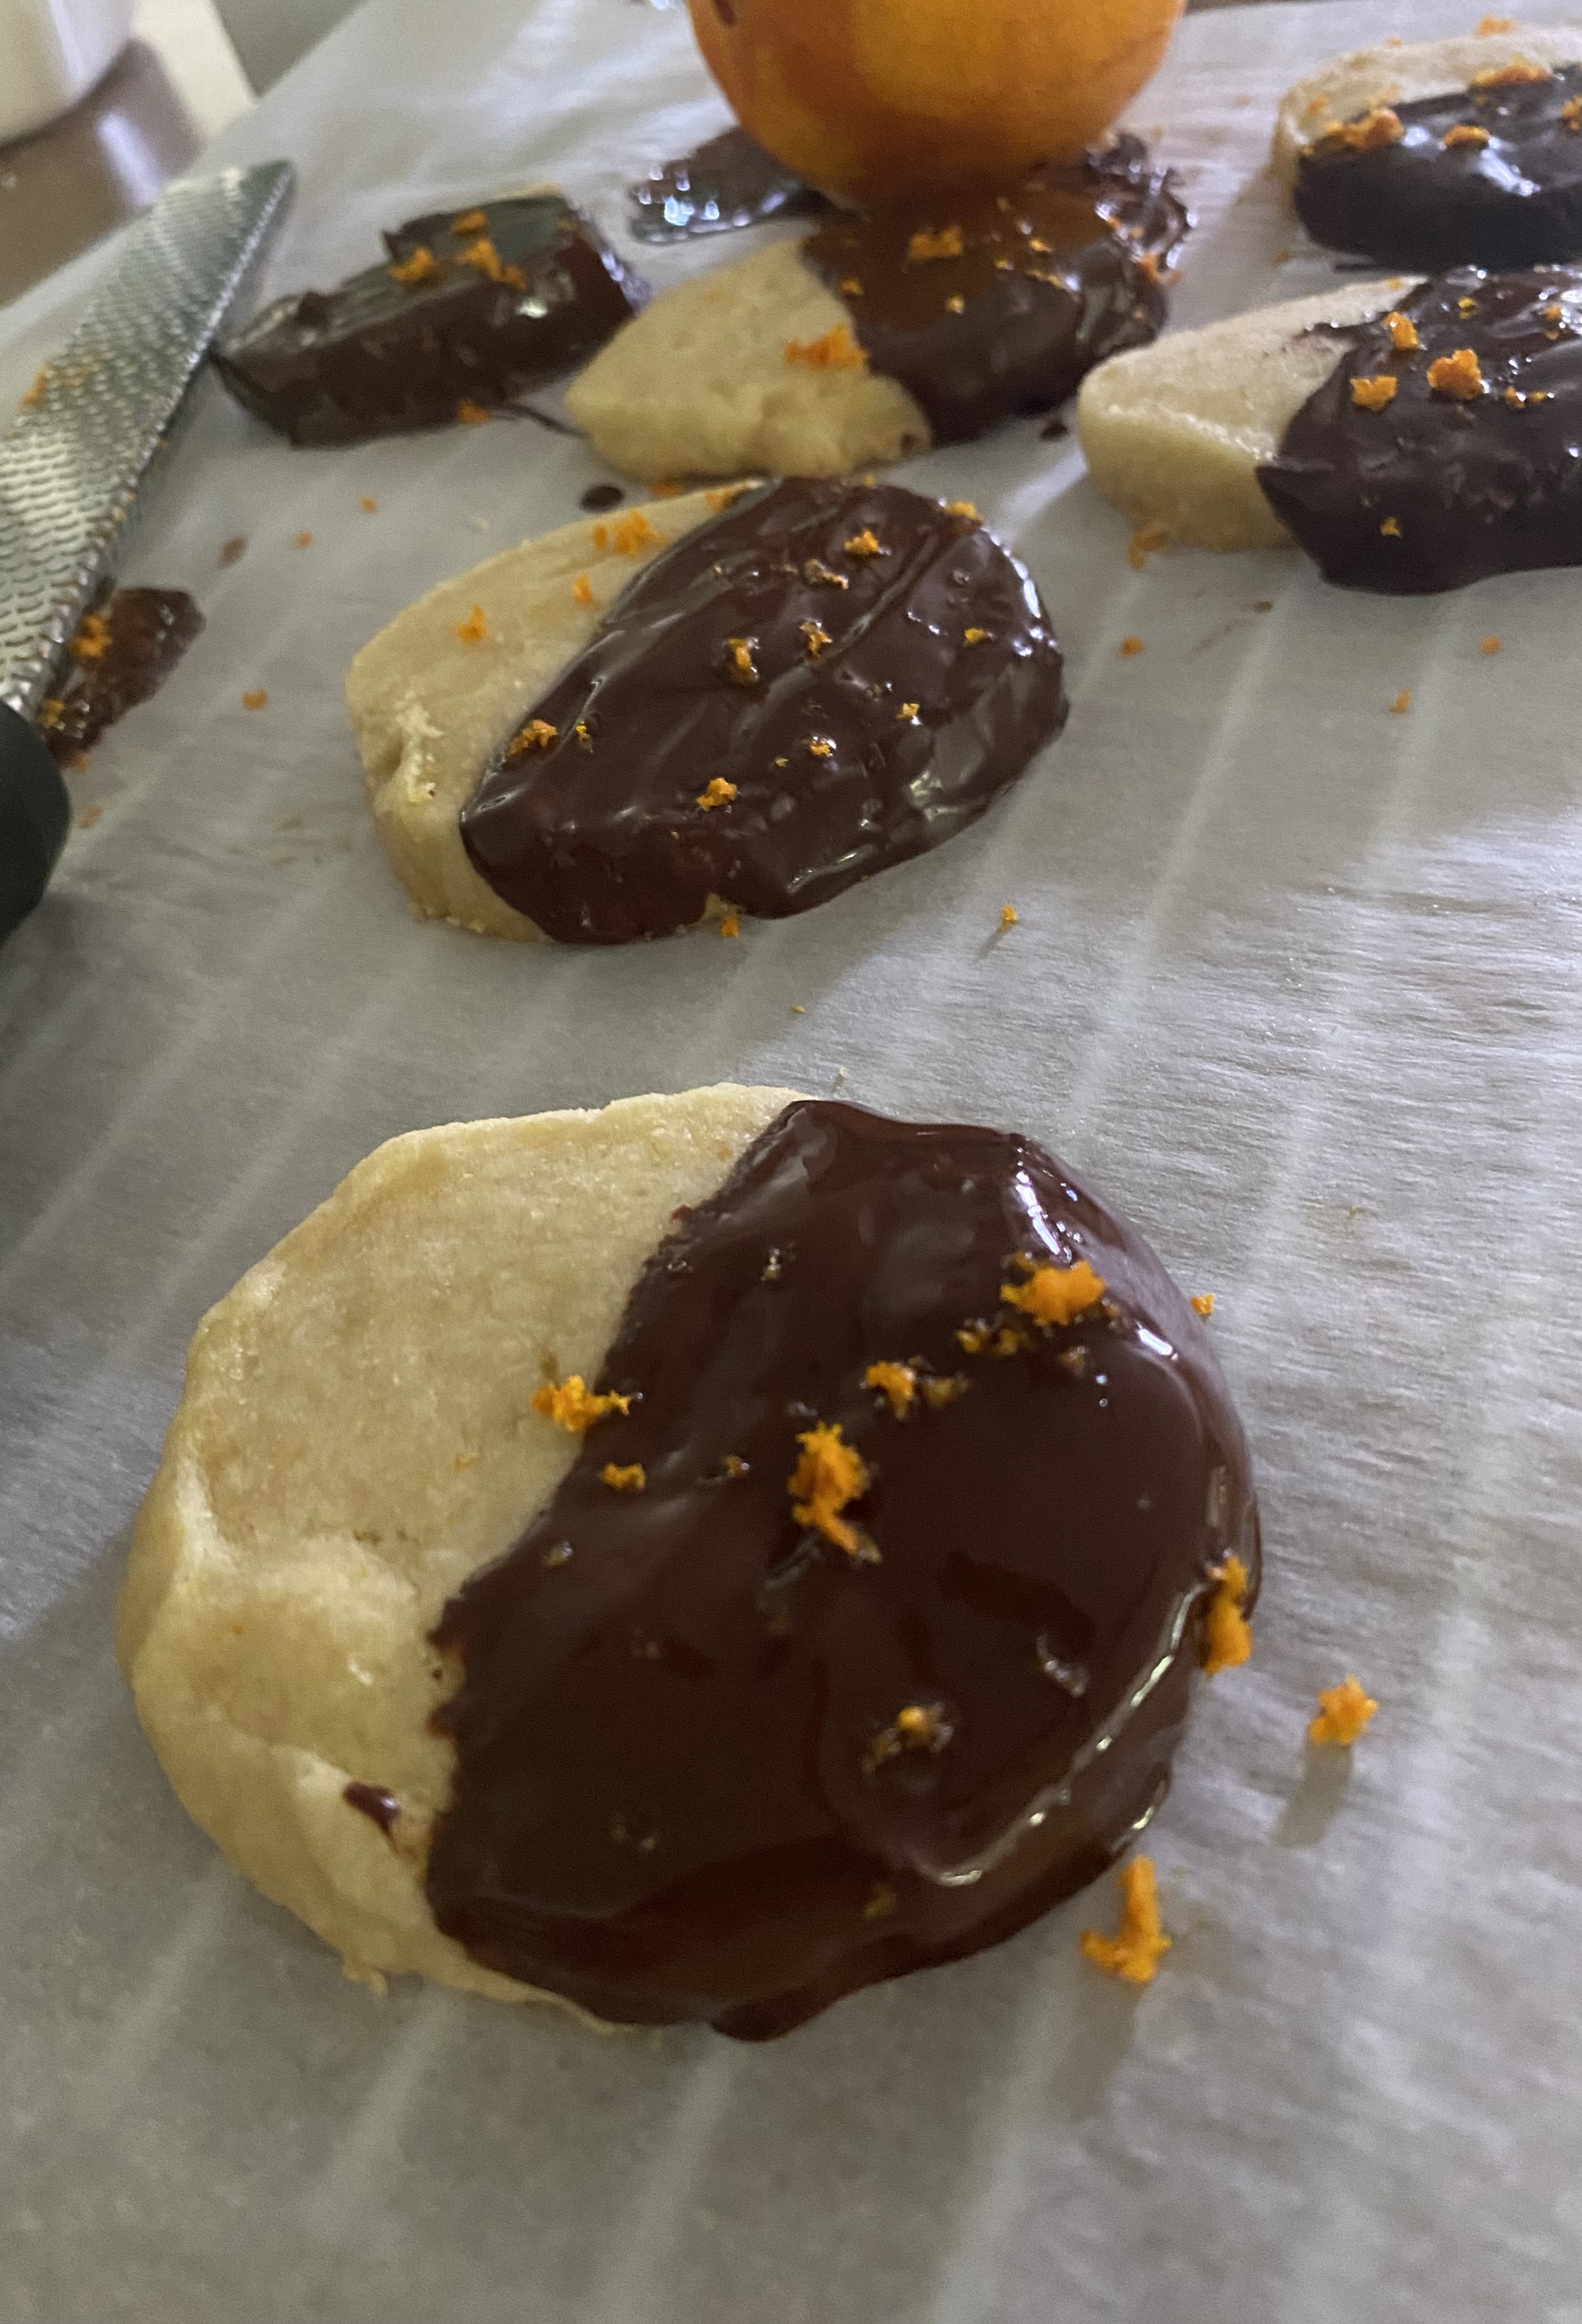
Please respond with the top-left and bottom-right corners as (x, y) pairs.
(627, 125), (825, 242)
(1294, 64), (1582, 271)
(37, 588), (203, 761)
(802, 137), (1188, 445)
(460, 478), (1067, 942)
(426, 1099), (1259, 2040)
(214, 197), (644, 447)
(1256, 266), (1582, 593)
(343, 1782), (401, 1836)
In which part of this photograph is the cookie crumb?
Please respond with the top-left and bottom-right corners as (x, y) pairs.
(1081, 1858), (1171, 1985)
(1119, 634), (1145, 657)
(697, 776), (737, 809)
(1351, 373), (1398, 410)
(864, 1360), (918, 1417)
(784, 325), (866, 371)
(1308, 1673), (1378, 1746)
(242, 688), (267, 710)
(1190, 1293), (1215, 1316)
(455, 603), (489, 643)
(791, 1003), (805, 1014)
(1388, 687), (1412, 714)
(788, 1422), (873, 1558)
(572, 574), (596, 608)
(20, 366), (50, 408)
(1427, 346), (1485, 399)
(1201, 1553), (1252, 1677)
(719, 911), (741, 938)
(1480, 633), (1502, 655)
(601, 1462), (647, 1493)
(532, 1375), (632, 1432)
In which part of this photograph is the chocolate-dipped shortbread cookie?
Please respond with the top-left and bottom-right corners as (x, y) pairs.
(1078, 266), (1582, 591)
(568, 139), (1185, 482)
(348, 478), (1067, 942)
(216, 193), (644, 446)
(119, 1088), (1260, 2038)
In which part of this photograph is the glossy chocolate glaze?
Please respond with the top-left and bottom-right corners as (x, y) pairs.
(426, 1100), (1259, 2039)
(1295, 63), (1582, 270)
(460, 478), (1067, 942)
(214, 196), (644, 447)
(1257, 266), (1582, 593)
(37, 588), (203, 761)
(344, 1782), (401, 1836)
(802, 137), (1187, 444)
(627, 125), (825, 242)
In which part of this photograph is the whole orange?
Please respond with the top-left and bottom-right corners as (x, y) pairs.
(688, 0), (1185, 203)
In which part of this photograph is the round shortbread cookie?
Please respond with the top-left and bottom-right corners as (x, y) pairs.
(1273, 27), (1582, 187)
(346, 489), (722, 939)
(1075, 280), (1403, 551)
(565, 239), (929, 484)
(116, 1085), (798, 2005)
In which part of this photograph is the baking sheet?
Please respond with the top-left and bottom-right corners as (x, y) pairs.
(2, 3), (1580, 2319)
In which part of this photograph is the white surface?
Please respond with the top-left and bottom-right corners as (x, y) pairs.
(2, 3), (1580, 2320)
(133, 0), (254, 139)
(0, 0), (134, 142)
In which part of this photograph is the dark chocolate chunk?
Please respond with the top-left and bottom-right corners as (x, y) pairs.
(460, 478), (1067, 942)
(426, 1098), (1260, 2039)
(1256, 265), (1582, 593)
(627, 124), (825, 242)
(214, 195), (645, 447)
(578, 481), (625, 512)
(343, 1782), (401, 1836)
(36, 588), (203, 761)
(1294, 63), (1582, 270)
(801, 137), (1187, 445)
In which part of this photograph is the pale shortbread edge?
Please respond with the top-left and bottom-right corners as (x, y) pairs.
(566, 238), (931, 484)
(345, 490), (723, 941)
(1076, 280), (1407, 552)
(1273, 28), (1582, 187)
(117, 1085), (802, 2006)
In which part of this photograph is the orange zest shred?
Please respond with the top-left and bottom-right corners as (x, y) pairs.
(697, 776), (737, 810)
(1562, 95), (1582, 129)
(725, 635), (758, 684)
(962, 625), (990, 646)
(613, 510), (664, 555)
(532, 1375), (632, 1432)
(1480, 633), (1502, 655)
(1127, 518), (1171, 569)
(1308, 1674), (1379, 1746)
(896, 700), (920, 722)
(866, 1700), (952, 1772)
(783, 324), (866, 370)
(1001, 1258), (1106, 1326)
(387, 245), (438, 286)
(1190, 1293), (1215, 1317)
(999, 903), (1018, 930)
(242, 688), (267, 710)
(788, 1421), (873, 1558)
(864, 1360), (918, 1417)
(1470, 59), (1551, 88)
(1201, 1553), (1253, 1677)
(920, 1372), (968, 1409)
(292, 529), (314, 548)
(360, 495), (378, 513)
(601, 1462), (647, 1492)
(451, 208), (488, 233)
(945, 294), (966, 315)
(1383, 308), (1421, 352)
(1326, 105), (1404, 151)
(1443, 122), (1490, 148)
(459, 235), (526, 290)
(572, 573), (596, 609)
(505, 719), (559, 760)
(801, 619), (833, 657)
(1351, 373), (1398, 410)
(944, 500), (979, 518)
(844, 527), (883, 557)
(70, 613), (112, 662)
(907, 223), (964, 262)
(1428, 346), (1485, 399)
(719, 911), (741, 939)
(1080, 1857), (1171, 1986)
(1119, 633), (1145, 657)
(1137, 251), (1162, 284)
(1389, 688), (1413, 714)
(807, 737), (836, 759)
(455, 603), (489, 643)
(456, 398), (492, 425)
(1474, 14), (1517, 28)
(1380, 515), (1403, 537)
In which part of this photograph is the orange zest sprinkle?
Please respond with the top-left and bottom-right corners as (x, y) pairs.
(459, 235), (526, 290)
(36, 699), (65, 730)
(907, 223), (964, 262)
(719, 911), (741, 939)
(1389, 688), (1413, 714)
(808, 737), (836, 759)
(456, 398), (492, 425)
(1127, 518), (1171, 569)
(1470, 59), (1551, 88)
(1201, 1553), (1253, 1677)
(1137, 251), (1163, 285)
(866, 1700), (952, 1772)
(788, 1421), (873, 1558)
(1119, 634), (1145, 658)
(920, 1372), (968, 1409)
(1001, 1258), (1106, 1326)
(1562, 95), (1582, 129)
(944, 500), (979, 518)
(1428, 346), (1485, 399)
(962, 626), (990, 646)
(863, 1882), (897, 1919)
(725, 635), (758, 684)
(1380, 516), (1403, 537)
(864, 1360), (918, 1417)
(1474, 14), (1517, 29)
(783, 323), (866, 371)
(504, 719), (559, 759)
(572, 573), (596, 609)
(360, 495), (378, 512)
(242, 688), (267, 710)
(1327, 105), (1404, 150)
(612, 510), (664, 555)
(70, 613), (112, 662)
(1382, 308), (1421, 352)
(999, 903), (1019, 930)
(801, 619), (833, 657)
(1308, 1674), (1379, 1746)
(292, 529), (314, 548)
(1080, 1857), (1171, 1985)
(451, 208), (488, 233)
(841, 275), (863, 296)
(697, 776), (737, 810)
(455, 603), (489, 643)
(844, 527), (883, 557)
(1443, 122), (1490, 148)
(531, 1375), (632, 1432)
(387, 244), (438, 286)
(1190, 1293), (1215, 1317)
(945, 294), (966, 314)
(1351, 373), (1398, 410)
(896, 700), (920, 721)
(1480, 633), (1502, 655)
(601, 1462), (647, 1492)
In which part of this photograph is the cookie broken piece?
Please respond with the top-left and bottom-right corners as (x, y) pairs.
(120, 1087), (1260, 2038)
(568, 139), (1185, 481)
(1079, 266), (1582, 589)
(1294, 56), (1582, 269)
(350, 478), (1068, 944)
(215, 194), (644, 446)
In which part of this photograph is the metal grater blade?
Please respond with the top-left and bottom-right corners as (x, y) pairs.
(0, 159), (294, 723)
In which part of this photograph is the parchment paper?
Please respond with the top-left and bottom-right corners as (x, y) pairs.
(2, 5), (1579, 2319)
